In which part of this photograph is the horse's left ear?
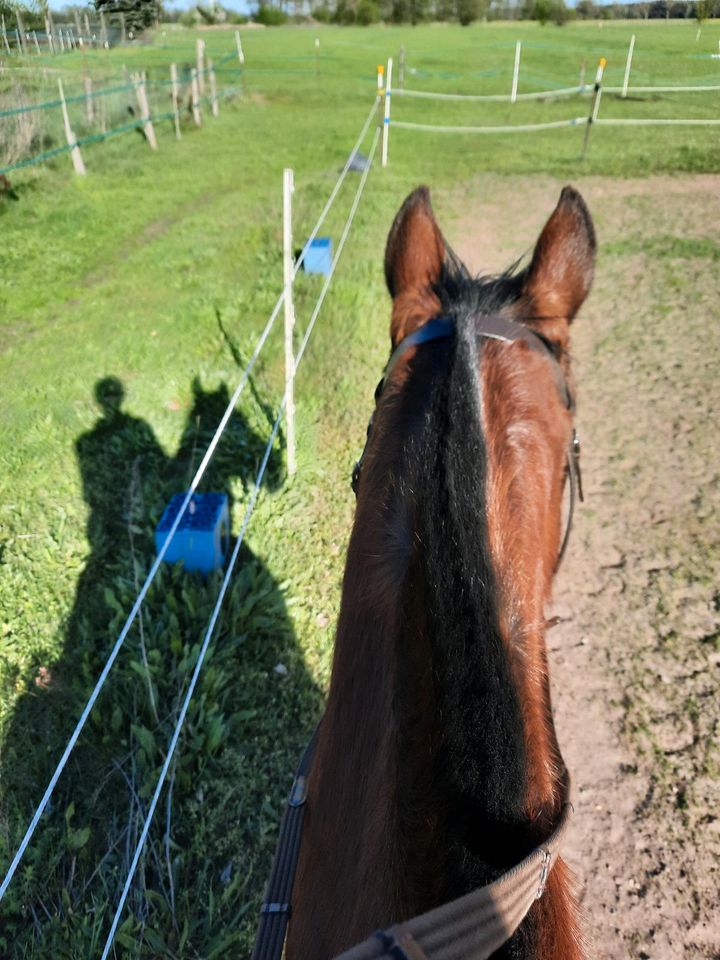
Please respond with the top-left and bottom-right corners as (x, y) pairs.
(523, 186), (596, 322)
(385, 186), (446, 345)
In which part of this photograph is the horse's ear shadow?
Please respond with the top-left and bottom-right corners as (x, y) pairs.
(522, 186), (596, 324)
(385, 186), (446, 346)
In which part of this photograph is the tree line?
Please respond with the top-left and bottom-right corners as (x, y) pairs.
(3, 0), (716, 34)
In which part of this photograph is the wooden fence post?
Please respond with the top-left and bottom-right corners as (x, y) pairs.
(134, 72), (158, 149)
(1, 16), (11, 56)
(209, 58), (218, 117)
(283, 167), (297, 477)
(32, 31), (40, 55)
(58, 78), (86, 175)
(15, 11), (27, 55)
(170, 62), (182, 139)
(84, 72), (94, 123)
(119, 12), (126, 44)
(190, 68), (201, 126)
(84, 12), (91, 43)
(196, 38), (205, 94)
(100, 10), (108, 47)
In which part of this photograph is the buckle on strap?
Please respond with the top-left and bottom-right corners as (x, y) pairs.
(288, 773), (308, 808)
(261, 901), (290, 915)
(374, 928), (429, 960)
(536, 850), (552, 900)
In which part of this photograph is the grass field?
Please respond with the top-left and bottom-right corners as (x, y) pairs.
(1, 20), (719, 958)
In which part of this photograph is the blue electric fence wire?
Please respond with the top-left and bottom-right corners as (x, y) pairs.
(99, 122), (381, 960)
(0, 97), (380, 906)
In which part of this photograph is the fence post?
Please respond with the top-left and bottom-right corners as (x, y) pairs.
(196, 38), (205, 94)
(581, 56), (606, 160)
(209, 58), (219, 117)
(579, 58), (586, 90)
(134, 71), (158, 149)
(622, 34), (635, 98)
(58, 28), (64, 52)
(283, 167), (297, 477)
(84, 71), (94, 123)
(399, 44), (405, 90)
(84, 12), (91, 43)
(58, 77), (86, 175)
(382, 56), (393, 168)
(119, 12), (126, 44)
(511, 40), (522, 104)
(32, 30), (40, 55)
(100, 10), (108, 47)
(191, 68), (201, 126)
(15, 11), (27, 55)
(235, 29), (244, 65)
(2, 16), (11, 56)
(171, 62), (182, 139)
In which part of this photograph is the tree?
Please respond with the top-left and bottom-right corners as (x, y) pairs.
(456, 0), (481, 24)
(94, 0), (162, 34)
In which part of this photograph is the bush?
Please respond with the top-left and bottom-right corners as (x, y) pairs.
(253, 3), (288, 23)
(312, 4), (332, 19)
(357, 0), (380, 21)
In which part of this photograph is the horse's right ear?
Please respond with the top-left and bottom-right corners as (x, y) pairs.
(385, 187), (446, 345)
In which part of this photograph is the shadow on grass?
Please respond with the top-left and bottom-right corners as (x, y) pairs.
(0, 371), (322, 957)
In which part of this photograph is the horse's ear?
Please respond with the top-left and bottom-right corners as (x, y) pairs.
(385, 186), (446, 344)
(523, 186), (596, 322)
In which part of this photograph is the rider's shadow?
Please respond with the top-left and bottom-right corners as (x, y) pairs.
(0, 372), (321, 947)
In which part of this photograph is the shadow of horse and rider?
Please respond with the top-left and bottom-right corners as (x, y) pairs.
(1, 367), (321, 950)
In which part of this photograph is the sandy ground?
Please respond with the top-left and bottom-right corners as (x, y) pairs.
(449, 175), (720, 959)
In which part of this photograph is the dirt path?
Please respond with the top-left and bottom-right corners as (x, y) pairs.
(449, 175), (720, 959)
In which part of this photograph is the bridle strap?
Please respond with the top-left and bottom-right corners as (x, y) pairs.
(251, 731), (317, 960)
(352, 314), (583, 569)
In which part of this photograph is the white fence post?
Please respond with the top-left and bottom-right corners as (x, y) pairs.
(511, 40), (522, 104)
(235, 29), (244, 65)
(382, 56), (393, 168)
(283, 168), (297, 477)
(622, 34), (636, 98)
(58, 78), (86, 175)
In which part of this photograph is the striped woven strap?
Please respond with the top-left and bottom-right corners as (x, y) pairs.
(334, 776), (573, 960)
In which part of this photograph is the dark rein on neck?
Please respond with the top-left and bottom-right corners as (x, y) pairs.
(351, 312), (583, 571)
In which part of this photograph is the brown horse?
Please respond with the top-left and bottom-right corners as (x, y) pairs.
(286, 185), (596, 960)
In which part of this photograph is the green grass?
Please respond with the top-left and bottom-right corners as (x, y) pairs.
(1, 20), (719, 958)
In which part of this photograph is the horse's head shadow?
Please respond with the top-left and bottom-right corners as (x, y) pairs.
(174, 376), (283, 501)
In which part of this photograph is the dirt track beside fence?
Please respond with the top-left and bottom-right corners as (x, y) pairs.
(452, 174), (720, 959)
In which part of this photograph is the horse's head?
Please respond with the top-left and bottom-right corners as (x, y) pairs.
(382, 186), (595, 600)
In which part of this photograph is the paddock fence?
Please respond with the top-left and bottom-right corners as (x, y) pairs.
(0, 94), (384, 958)
(0, 37), (246, 176)
(385, 36), (720, 157)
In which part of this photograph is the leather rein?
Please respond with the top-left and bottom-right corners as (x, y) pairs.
(252, 313), (582, 960)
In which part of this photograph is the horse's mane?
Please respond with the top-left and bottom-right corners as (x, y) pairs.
(386, 259), (536, 902)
